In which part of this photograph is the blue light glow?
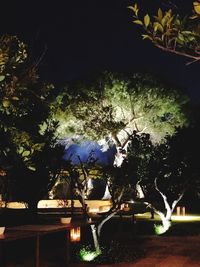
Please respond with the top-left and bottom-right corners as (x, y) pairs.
(63, 140), (116, 166)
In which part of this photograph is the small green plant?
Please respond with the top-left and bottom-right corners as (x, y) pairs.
(154, 224), (167, 235)
(79, 247), (100, 262)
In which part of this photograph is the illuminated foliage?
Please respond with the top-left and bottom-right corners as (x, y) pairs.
(128, 2), (200, 64)
(0, 35), (56, 171)
(154, 223), (167, 235)
(51, 72), (188, 147)
(80, 248), (100, 262)
(0, 35), (62, 206)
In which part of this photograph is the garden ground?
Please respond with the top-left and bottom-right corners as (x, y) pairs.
(3, 214), (200, 267)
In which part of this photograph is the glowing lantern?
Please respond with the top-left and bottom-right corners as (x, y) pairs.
(70, 227), (81, 242)
(176, 206), (186, 216)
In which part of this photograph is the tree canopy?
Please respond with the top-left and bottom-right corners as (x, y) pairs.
(0, 35), (62, 206)
(51, 72), (189, 149)
(124, 128), (200, 232)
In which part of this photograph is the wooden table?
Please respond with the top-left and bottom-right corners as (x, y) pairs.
(0, 230), (36, 267)
(7, 224), (74, 267)
(1, 221), (95, 267)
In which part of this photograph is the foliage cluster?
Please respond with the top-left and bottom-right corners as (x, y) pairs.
(128, 1), (200, 64)
(51, 72), (189, 146)
(0, 35), (62, 206)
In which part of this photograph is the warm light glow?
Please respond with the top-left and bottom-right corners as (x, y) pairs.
(176, 206), (186, 216)
(0, 170), (6, 176)
(171, 215), (200, 221)
(5, 202), (27, 209)
(98, 205), (111, 213)
(88, 207), (100, 213)
(0, 227), (5, 235)
(37, 199), (111, 209)
(136, 213), (200, 222)
(70, 227), (81, 242)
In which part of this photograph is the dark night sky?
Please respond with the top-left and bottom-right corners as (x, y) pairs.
(1, 0), (200, 102)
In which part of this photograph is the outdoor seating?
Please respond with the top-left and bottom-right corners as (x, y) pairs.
(0, 221), (93, 267)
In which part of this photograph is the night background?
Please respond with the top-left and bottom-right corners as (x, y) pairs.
(1, 0), (199, 102)
(2, 1), (200, 266)
(1, 0), (200, 205)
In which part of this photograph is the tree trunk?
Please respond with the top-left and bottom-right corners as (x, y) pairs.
(90, 224), (101, 254)
(154, 193), (184, 234)
(155, 210), (172, 233)
(90, 210), (118, 255)
(97, 210), (118, 237)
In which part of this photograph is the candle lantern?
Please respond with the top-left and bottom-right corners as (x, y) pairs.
(70, 227), (81, 242)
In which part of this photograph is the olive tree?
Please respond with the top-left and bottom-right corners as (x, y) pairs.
(51, 72), (188, 167)
(125, 129), (200, 233)
(61, 156), (133, 257)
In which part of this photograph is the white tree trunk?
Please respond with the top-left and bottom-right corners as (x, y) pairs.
(102, 183), (112, 199)
(89, 210), (118, 255)
(90, 224), (101, 254)
(97, 210), (118, 237)
(154, 189), (184, 234)
(114, 146), (125, 167)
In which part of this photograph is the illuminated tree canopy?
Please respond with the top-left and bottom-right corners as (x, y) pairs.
(0, 35), (56, 171)
(51, 72), (189, 149)
(128, 1), (200, 64)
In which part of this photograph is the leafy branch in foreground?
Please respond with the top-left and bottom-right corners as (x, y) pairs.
(128, 2), (200, 65)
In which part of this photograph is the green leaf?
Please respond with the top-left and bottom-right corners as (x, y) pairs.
(158, 8), (163, 21)
(22, 150), (31, 157)
(153, 22), (164, 33)
(12, 96), (19, 101)
(161, 16), (167, 27)
(190, 14), (198, 19)
(127, 6), (135, 11)
(144, 14), (150, 27)
(127, 5), (136, 12)
(178, 33), (185, 41)
(18, 147), (24, 154)
(194, 1), (200, 15)
(166, 16), (174, 27)
(127, 4), (139, 15)
(165, 9), (172, 18)
(0, 75), (5, 81)
(2, 99), (10, 108)
(28, 166), (36, 171)
(188, 36), (195, 42)
(181, 31), (193, 35)
(142, 34), (152, 40)
(175, 17), (181, 26)
(133, 20), (143, 26)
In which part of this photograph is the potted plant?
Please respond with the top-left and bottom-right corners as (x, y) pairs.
(59, 199), (71, 224)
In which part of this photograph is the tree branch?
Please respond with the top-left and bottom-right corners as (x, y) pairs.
(154, 43), (200, 63)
